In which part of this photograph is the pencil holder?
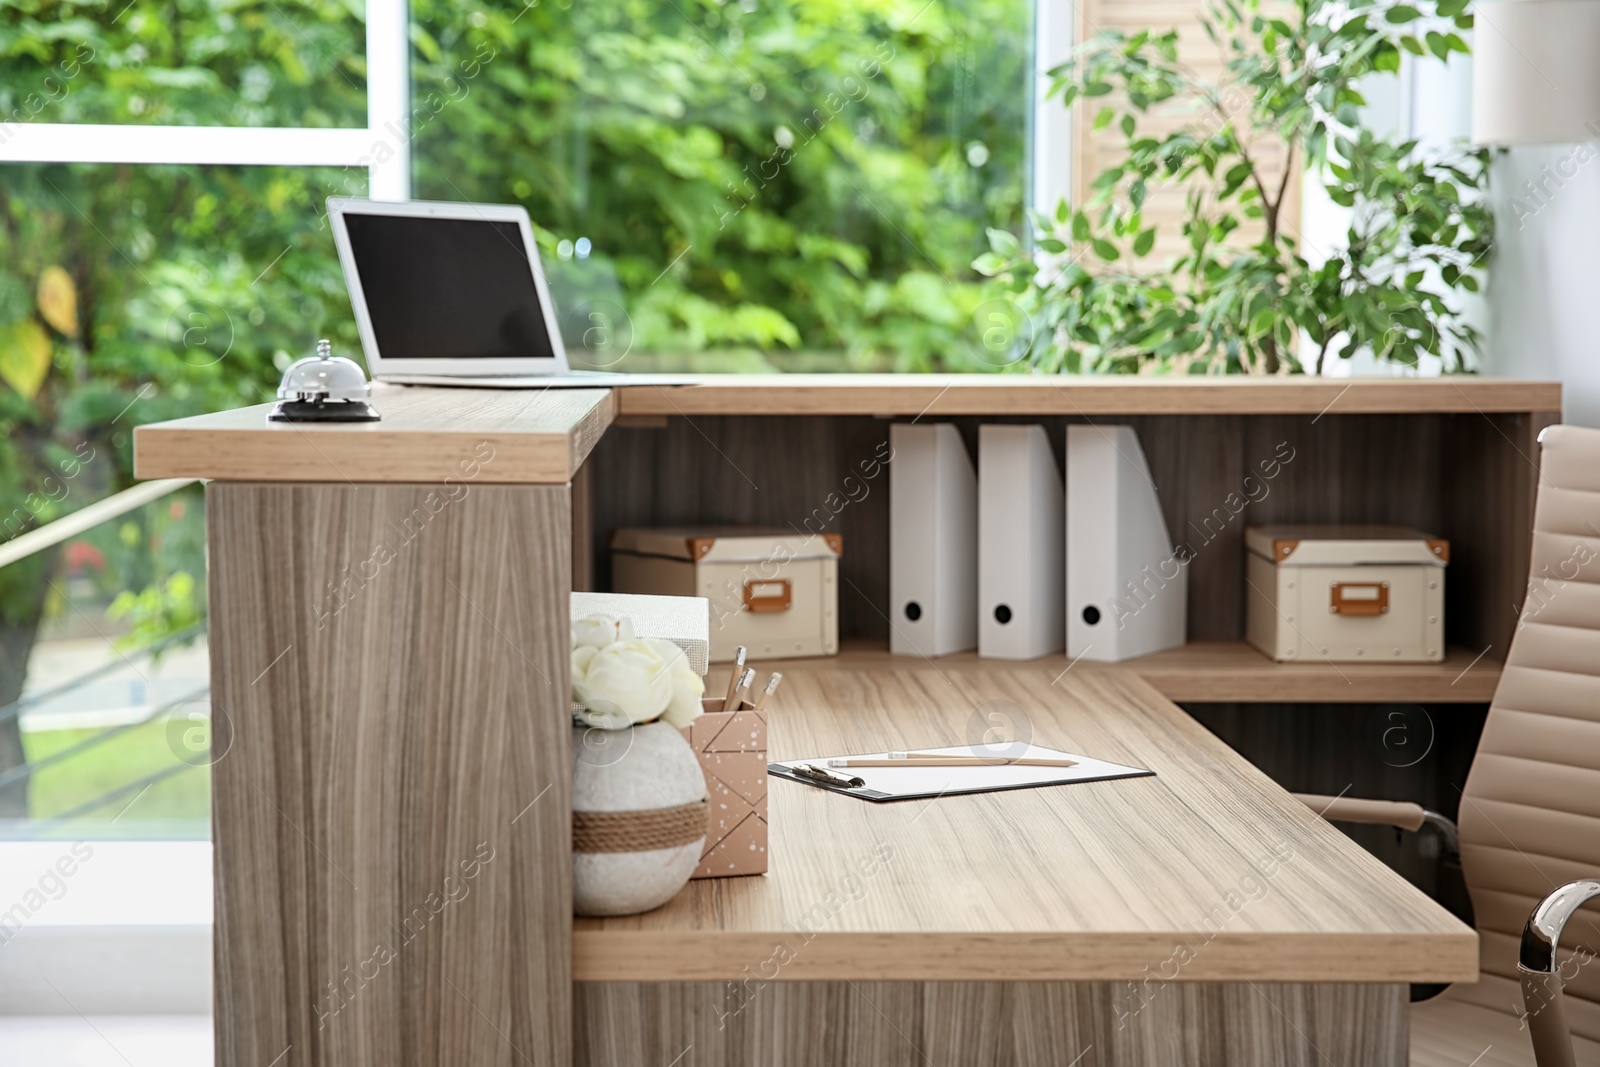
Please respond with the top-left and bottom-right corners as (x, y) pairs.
(679, 696), (768, 878)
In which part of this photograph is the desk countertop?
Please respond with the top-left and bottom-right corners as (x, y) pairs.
(132, 376), (1560, 484)
(133, 384), (615, 484)
(572, 665), (1477, 984)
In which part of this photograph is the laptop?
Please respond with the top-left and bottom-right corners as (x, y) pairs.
(327, 197), (683, 387)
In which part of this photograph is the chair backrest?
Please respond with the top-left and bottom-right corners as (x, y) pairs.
(1460, 423), (1600, 1040)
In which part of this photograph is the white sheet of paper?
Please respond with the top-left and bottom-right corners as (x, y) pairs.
(771, 743), (1153, 802)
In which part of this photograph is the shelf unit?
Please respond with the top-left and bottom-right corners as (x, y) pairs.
(576, 376), (1558, 706)
(743, 640), (1502, 704)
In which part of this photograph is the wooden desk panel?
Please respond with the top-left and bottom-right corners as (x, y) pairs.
(207, 483), (573, 1067)
(134, 385), (614, 483)
(615, 374), (1561, 417)
(573, 667), (1476, 983)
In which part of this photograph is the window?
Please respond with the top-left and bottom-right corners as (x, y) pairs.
(0, 0), (1039, 839)
(0, 0), (395, 839)
(410, 0), (1035, 372)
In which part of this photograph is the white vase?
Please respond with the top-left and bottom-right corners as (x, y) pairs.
(571, 719), (708, 917)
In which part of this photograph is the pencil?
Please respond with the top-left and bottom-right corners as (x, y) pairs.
(826, 756), (1078, 769)
(734, 667), (756, 707)
(723, 647), (748, 707)
(753, 672), (783, 711)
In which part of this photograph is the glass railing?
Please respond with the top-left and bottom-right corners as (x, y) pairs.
(0, 479), (211, 841)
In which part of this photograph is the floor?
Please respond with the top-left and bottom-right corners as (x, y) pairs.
(0, 1017), (212, 1066)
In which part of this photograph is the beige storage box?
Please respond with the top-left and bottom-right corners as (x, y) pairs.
(1245, 525), (1448, 663)
(610, 527), (840, 662)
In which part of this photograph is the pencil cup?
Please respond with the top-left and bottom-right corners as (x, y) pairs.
(677, 695), (769, 878)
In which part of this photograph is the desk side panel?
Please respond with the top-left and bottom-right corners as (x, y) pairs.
(576, 980), (1407, 1067)
(207, 482), (572, 1067)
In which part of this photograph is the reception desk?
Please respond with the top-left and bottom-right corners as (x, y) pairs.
(134, 376), (1560, 1067)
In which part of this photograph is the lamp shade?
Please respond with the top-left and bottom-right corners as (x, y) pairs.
(1472, 0), (1600, 145)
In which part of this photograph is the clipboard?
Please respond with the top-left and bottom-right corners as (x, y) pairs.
(769, 743), (1154, 802)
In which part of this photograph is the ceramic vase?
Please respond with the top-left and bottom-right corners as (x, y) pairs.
(571, 719), (708, 916)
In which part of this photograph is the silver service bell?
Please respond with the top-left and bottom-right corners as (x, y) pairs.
(267, 339), (380, 422)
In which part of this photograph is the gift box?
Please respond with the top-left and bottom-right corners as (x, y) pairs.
(680, 696), (768, 878)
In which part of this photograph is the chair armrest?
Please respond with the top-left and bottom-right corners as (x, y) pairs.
(1293, 793), (1426, 831)
(1292, 793), (1459, 854)
(1519, 879), (1600, 1067)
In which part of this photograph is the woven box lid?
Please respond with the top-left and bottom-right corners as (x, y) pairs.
(570, 591), (710, 675)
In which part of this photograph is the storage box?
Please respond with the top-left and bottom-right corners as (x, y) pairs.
(681, 696), (767, 878)
(570, 590), (710, 674)
(610, 527), (840, 662)
(1245, 525), (1448, 663)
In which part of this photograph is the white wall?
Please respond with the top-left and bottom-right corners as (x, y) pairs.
(1483, 145), (1600, 426)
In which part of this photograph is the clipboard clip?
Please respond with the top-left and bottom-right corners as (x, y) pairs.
(793, 763), (865, 789)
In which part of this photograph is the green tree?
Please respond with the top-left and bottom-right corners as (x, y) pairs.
(411, 0), (1030, 371)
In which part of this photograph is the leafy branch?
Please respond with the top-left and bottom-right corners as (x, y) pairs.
(977, 0), (1491, 374)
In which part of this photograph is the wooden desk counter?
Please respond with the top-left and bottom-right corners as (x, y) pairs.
(615, 373), (1562, 417)
(574, 666), (1473, 1067)
(575, 667), (1474, 984)
(130, 375), (1544, 1067)
(134, 384), (614, 483)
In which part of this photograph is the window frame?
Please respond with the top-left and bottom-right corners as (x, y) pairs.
(0, 0), (412, 200)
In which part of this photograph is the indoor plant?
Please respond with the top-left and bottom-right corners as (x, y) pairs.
(977, 0), (1490, 375)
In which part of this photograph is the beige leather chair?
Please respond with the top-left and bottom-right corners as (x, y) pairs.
(1297, 424), (1600, 1067)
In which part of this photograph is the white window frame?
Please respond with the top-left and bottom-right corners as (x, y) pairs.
(1031, 0), (1074, 217)
(0, 0), (412, 200)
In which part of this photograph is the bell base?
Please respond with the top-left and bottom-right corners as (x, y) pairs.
(267, 398), (381, 422)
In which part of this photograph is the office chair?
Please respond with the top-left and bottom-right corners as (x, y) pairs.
(1296, 423), (1600, 1067)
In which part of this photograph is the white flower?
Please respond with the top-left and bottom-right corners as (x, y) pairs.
(644, 638), (705, 729)
(572, 614), (635, 650)
(570, 617), (704, 730)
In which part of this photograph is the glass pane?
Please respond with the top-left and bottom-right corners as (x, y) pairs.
(0, 161), (364, 838)
(0, 0), (366, 128)
(410, 0), (1032, 372)
(2, 484), (211, 840)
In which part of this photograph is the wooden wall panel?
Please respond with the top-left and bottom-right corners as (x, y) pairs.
(575, 980), (1406, 1067)
(582, 412), (1467, 647)
(207, 483), (572, 1067)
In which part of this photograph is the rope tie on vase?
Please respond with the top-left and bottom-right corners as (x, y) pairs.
(572, 799), (709, 853)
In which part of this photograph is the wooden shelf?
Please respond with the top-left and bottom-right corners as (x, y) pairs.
(742, 640), (1501, 704)
(614, 374), (1561, 418)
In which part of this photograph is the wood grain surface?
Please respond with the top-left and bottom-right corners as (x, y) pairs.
(135, 385), (613, 483)
(614, 375), (1559, 417)
(207, 482), (572, 1067)
(575, 980), (1407, 1067)
(572, 667), (1476, 983)
(748, 640), (1502, 703)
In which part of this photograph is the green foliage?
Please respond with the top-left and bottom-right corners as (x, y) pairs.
(977, 0), (1491, 374)
(410, 0), (1029, 371)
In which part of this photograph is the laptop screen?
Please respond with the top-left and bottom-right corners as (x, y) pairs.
(341, 213), (558, 361)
